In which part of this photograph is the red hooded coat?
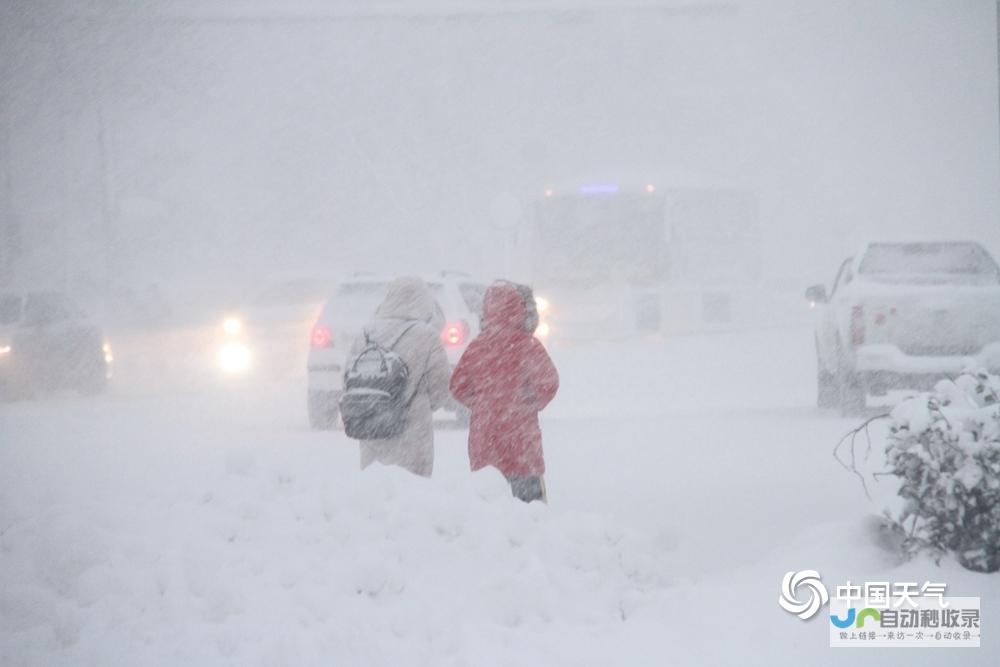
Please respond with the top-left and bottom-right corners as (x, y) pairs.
(450, 284), (559, 477)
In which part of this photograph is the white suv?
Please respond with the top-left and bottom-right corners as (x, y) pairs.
(306, 272), (486, 429)
(808, 241), (1000, 413)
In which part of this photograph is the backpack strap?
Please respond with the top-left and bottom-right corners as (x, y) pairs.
(387, 320), (421, 351)
(389, 320), (424, 408)
(351, 321), (420, 374)
(350, 326), (386, 374)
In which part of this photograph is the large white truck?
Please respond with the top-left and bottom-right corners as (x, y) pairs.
(808, 241), (1000, 413)
(514, 182), (761, 341)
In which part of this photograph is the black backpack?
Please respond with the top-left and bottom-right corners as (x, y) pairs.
(340, 322), (418, 440)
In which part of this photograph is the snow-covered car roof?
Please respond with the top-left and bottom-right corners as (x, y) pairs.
(854, 241), (998, 275)
(334, 270), (479, 284)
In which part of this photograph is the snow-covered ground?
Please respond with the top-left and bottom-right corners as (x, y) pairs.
(1, 326), (996, 665)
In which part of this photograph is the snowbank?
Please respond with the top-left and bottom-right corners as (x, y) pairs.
(1, 458), (673, 666)
(4, 331), (999, 665)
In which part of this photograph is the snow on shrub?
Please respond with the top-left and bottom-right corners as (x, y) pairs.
(880, 369), (1000, 572)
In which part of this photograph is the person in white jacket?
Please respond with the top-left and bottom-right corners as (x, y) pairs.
(348, 276), (452, 477)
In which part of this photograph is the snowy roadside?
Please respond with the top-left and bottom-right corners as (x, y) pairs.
(1, 455), (673, 666)
(2, 329), (997, 665)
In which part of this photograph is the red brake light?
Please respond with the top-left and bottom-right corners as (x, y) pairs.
(311, 324), (332, 348)
(850, 306), (865, 345)
(442, 322), (467, 347)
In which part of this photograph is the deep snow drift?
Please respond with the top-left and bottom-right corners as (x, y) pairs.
(1, 328), (998, 665)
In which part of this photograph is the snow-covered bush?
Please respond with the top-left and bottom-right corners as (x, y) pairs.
(883, 369), (1000, 572)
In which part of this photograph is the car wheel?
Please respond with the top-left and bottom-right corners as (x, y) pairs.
(2, 362), (35, 401)
(77, 372), (107, 396)
(74, 351), (108, 396)
(838, 372), (867, 416)
(0, 381), (22, 402)
(817, 368), (839, 409)
(833, 343), (866, 416)
(815, 340), (838, 409)
(308, 390), (340, 430)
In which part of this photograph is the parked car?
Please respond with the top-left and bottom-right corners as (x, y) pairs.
(807, 241), (1000, 413)
(0, 290), (111, 398)
(306, 272), (486, 429)
(216, 271), (340, 378)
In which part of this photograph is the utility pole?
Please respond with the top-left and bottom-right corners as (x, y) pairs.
(92, 20), (117, 297)
(0, 121), (17, 287)
(0, 14), (17, 287)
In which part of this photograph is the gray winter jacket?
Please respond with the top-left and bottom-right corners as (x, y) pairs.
(350, 277), (452, 477)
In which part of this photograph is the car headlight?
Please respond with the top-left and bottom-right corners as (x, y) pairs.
(102, 342), (114, 364)
(535, 296), (549, 314)
(535, 321), (550, 339)
(218, 341), (251, 374)
(0, 343), (10, 356)
(223, 317), (243, 336)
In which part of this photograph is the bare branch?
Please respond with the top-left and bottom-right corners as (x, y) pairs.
(834, 413), (891, 501)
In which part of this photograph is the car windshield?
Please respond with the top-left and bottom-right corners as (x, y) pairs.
(333, 282), (444, 308)
(252, 278), (336, 307)
(328, 281), (450, 332)
(336, 281), (388, 299)
(330, 282), (389, 320)
(858, 243), (1000, 284)
(0, 294), (22, 325)
(23, 293), (81, 325)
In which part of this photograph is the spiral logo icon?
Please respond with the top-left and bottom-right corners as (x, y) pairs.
(778, 570), (829, 620)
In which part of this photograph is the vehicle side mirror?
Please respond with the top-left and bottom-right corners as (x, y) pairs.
(805, 284), (827, 305)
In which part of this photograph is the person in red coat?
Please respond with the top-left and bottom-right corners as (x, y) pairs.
(450, 282), (559, 502)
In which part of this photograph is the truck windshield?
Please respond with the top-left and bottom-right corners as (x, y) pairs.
(531, 193), (667, 287)
(859, 243), (1000, 284)
(253, 278), (336, 307)
(23, 293), (82, 325)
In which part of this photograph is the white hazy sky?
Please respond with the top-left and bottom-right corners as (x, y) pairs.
(1, 0), (997, 293)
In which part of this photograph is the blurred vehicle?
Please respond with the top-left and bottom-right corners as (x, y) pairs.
(306, 272), (486, 429)
(216, 271), (340, 378)
(807, 241), (1000, 413)
(0, 290), (111, 398)
(514, 182), (760, 341)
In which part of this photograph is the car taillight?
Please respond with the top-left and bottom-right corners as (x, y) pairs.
(442, 322), (467, 347)
(311, 324), (332, 348)
(873, 307), (898, 327)
(851, 306), (865, 345)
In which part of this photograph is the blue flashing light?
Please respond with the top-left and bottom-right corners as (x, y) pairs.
(579, 184), (619, 195)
